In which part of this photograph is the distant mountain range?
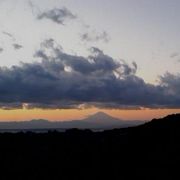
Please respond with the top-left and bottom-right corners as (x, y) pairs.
(0, 112), (145, 131)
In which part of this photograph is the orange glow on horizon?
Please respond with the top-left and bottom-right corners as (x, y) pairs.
(0, 108), (179, 122)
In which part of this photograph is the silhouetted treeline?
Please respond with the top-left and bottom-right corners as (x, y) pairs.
(0, 114), (180, 180)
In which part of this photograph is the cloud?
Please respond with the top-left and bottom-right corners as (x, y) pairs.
(13, 43), (23, 50)
(80, 31), (110, 43)
(28, 0), (37, 15)
(170, 52), (179, 58)
(37, 7), (76, 25)
(0, 48), (3, 53)
(170, 52), (180, 62)
(2, 31), (15, 41)
(0, 103), (23, 110)
(0, 39), (179, 110)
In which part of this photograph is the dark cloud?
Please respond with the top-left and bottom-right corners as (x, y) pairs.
(37, 7), (76, 25)
(13, 43), (23, 50)
(159, 72), (180, 97)
(0, 39), (179, 109)
(0, 103), (23, 110)
(80, 31), (110, 43)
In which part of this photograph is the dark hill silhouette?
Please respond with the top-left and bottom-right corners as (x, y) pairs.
(141, 113), (180, 129)
(0, 113), (179, 180)
(0, 112), (144, 130)
(132, 113), (180, 136)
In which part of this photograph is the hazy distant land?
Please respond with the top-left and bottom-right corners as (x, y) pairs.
(0, 112), (145, 132)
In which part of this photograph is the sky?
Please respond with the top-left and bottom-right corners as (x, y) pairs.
(0, 0), (179, 121)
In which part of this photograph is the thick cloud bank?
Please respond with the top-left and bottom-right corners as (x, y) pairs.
(0, 39), (179, 109)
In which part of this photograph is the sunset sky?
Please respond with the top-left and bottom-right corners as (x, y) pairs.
(0, 0), (179, 121)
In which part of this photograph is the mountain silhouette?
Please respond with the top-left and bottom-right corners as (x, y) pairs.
(0, 112), (144, 131)
(84, 112), (122, 124)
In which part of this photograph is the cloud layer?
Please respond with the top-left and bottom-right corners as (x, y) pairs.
(0, 39), (179, 110)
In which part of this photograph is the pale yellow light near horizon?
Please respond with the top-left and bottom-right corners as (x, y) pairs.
(0, 108), (179, 122)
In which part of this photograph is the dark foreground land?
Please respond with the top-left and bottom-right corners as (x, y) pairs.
(0, 114), (180, 180)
